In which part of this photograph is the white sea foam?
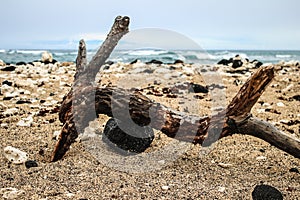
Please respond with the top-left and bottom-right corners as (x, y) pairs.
(0, 49), (5, 53)
(127, 49), (168, 56)
(16, 50), (44, 55)
(276, 54), (292, 58)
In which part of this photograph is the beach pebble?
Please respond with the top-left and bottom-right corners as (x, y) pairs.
(0, 65), (16, 71)
(276, 102), (285, 107)
(53, 130), (61, 140)
(0, 187), (25, 199)
(289, 167), (299, 173)
(25, 160), (38, 169)
(16, 116), (33, 127)
(218, 162), (233, 168)
(1, 108), (19, 117)
(1, 84), (14, 94)
(3, 146), (28, 164)
(161, 185), (169, 190)
(256, 156), (267, 161)
(218, 186), (226, 192)
(41, 51), (53, 63)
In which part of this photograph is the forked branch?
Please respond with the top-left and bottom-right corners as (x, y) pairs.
(51, 16), (300, 162)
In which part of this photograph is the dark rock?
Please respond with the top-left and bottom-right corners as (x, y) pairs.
(130, 59), (138, 64)
(143, 69), (154, 73)
(209, 83), (226, 90)
(252, 184), (283, 200)
(103, 118), (154, 154)
(265, 108), (281, 114)
(188, 83), (208, 93)
(42, 59), (57, 65)
(232, 59), (243, 68)
(16, 61), (27, 66)
(1, 65), (16, 71)
(105, 60), (114, 65)
(217, 59), (231, 66)
(169, 66), (177, 70)
(146, 59), (163, 64)
(3, 96), (14, 101)
(27, 62), (34, 66)
(102, 65), (110, 70)
(25, 160), (38, 169)
(292, 95), (300, 101)
(2, 80), (13, 86)
(255, 61), (263, 68)
(289, 167), (299, 173)
(234, 79), (243, 86)
(174, 59), (184, 64)
(16, 99), (32, 104)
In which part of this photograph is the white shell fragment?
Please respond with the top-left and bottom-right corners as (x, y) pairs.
(3, 146), (28, 164)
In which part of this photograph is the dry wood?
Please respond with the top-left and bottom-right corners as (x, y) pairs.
(51, 16), (300, 162)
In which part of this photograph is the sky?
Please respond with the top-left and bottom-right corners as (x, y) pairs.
(0, 0), (299, 50)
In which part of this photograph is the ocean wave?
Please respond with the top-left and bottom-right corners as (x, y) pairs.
(276, 54), (292, 58)
(0, 49), (5, 53)
(16, 50), (45, 55)
(126, 49), (169, 56)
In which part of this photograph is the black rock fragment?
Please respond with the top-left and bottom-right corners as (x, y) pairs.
(16, 61), (27, 66)
(1, 65), (16, 71)
(252, 184), (283, 200)
(103, 118), (154, 154)
(188, 83), (209, 93)
(25, 160), (38, 169)
(289, 167), (299, 173)
(146, 59), (163, 64)
(2, 80), (13, 86)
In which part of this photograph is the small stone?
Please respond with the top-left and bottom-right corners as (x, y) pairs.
(25, 160), (38, 169)
(16, 116), (33, 127)
(2, 108), (19, 116)
(218, 187), (226, 192)
(256, 156), (267, 161)
(276, 102), (285, 107)
(53, 131), (61, 140)
(41, 51), (53, 63)
(65, 192), (75, 198)
(161, 185), (169, 190)
(289, 167), (299, 173)
(188, 83), (208, 93)
(218, 162), (233, 168)
(0, 65), (16, 71)
(2, 80), (13, 86)
(158, 160), (165, 165)
(3, 146), (28, 164)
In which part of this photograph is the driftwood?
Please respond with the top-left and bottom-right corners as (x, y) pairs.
(51, 16), (300, 162)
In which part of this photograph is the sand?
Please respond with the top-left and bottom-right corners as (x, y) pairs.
(0, 60), (299, 199)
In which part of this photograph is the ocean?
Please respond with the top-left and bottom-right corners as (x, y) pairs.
(1, 49), (300, 65)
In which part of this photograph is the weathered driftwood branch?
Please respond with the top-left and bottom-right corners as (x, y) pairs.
(51, 16), (130, 161)
(51, 16), (300, 162)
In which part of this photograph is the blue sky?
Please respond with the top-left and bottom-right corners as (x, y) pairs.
(0, 0), (299, 50)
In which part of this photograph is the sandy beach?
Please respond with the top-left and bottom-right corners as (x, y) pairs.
(0, 57), (299, 199)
